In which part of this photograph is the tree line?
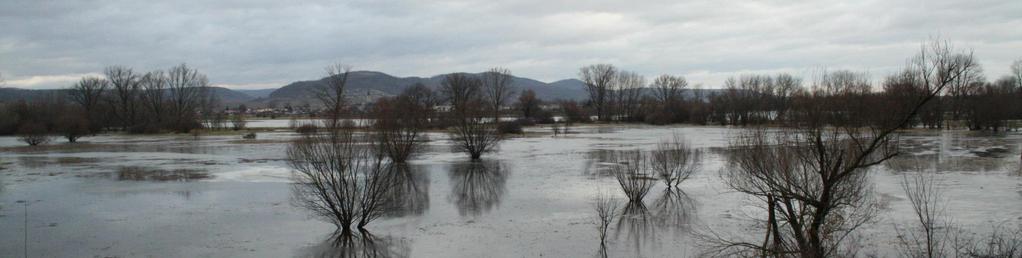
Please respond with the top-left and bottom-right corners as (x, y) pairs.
(572, 57), (1022, 131)
(0, 64), (220, 144)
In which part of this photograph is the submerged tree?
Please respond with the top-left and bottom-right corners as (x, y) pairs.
(287, 129), (397, 231)
(593, 191), (620, 253)
(709, 40), (975, 257)
(649, 134), (702, 188)
(372, 94), (430, 163)
(57, 113), (90, 143)
(17, 122), (51, 146)
(442, 74), (503, 160)
(613, 151), (655, 203)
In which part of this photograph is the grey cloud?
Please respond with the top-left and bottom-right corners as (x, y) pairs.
(1, 0), (1020, 89)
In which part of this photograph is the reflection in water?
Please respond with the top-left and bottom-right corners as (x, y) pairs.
(112, 166), (210, 181)
(584, 149), (630, 178)
(383, 164), (430, 217)
(613, 189), (697, 257)
(615, 201), (655, 257)
(649, 189), (696, 230)
(447, 161), (508, 217)
(596, 244), (609, 258)
(299, 230), (410, 258)
(884, 154), (1005, 173)
(17, 156), (47, 169)
(888, 131), (1021, 173)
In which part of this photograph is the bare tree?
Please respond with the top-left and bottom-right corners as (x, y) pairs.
(372, 94), (430, 163)
(614, 71), (645, 121)
(897, 169), (953, 258)
(400, 83), (440, 127)
(957, 224), (1022, 257)
(650, 74), (688, 124)
(516, 89), (541, 120)
(139, 71), (168, 128)
(68, 76), (108, 131)
(613, 151), (655, 203)
(317, 64), (352, 129)
(167, 64), (209, 132)
(442, 74), (502, 160)
(649, 133), (702, 189)
(651, 74), (687, 108)
(287, 128), (397, 231)
(105, 66), (141, 130)
(17, 122), (51, 146)
(199, 90), (222, 131)
(593, 192), (620, 247)
(579, 64), (617, 122)
(230, 114), (247, 131)
(710, 40), (975, 257)
(772, 74), (802, 123)
(482, 67), (515, 121)
(57, 113), (90, 143)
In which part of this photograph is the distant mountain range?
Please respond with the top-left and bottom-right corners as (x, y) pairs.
(1, 71), (721, 107)
(0, 71), (590, 107)
(266, 71), (588, 104)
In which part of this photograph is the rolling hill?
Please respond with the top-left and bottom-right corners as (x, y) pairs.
(268, 71), (589, 103)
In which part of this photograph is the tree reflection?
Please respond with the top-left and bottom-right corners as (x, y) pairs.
(648, 189), (696, 231)
(447, 160), (508, 217)
(300, 230), (410, 258)
(383, 164), (430, 218)
(615, 201), (654, 257)
(884, 154), (1006, 174)
(613, 189), (697, 256)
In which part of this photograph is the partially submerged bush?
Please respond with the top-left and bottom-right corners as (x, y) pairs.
(57, 114), (90, 143)
(649, 134), (702, 188)
(288, 129), (398, 231)
(17, 122), (51, 146)
(372, 96), (429, 163)
(613, 151), (655, 202)
(593, 192), (619, 246)
(230, 115), (247, 131)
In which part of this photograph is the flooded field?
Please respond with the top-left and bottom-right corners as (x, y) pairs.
(0, 125), (1019, 257)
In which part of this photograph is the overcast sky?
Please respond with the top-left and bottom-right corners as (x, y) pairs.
(1, 0), (1020, 89)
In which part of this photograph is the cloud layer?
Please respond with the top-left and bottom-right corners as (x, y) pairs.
(2, 0), (1020, 89)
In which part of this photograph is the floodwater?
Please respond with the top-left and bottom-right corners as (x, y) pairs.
(0, 124), (1019, 257)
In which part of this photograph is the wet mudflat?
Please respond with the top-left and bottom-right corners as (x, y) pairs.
(0, 125), (1019, 257)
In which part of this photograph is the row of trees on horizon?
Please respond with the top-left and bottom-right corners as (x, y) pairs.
(1, 42), (1021, 145)
(0, 64), (223, 143)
